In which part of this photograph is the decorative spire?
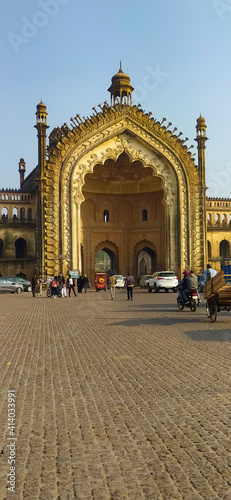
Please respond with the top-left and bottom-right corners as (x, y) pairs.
(108, 66), (134, 106)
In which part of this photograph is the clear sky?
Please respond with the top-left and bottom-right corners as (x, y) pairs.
(1, 0), (231, 197)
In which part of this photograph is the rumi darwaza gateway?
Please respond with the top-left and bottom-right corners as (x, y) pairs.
(0, 66), (230, 284)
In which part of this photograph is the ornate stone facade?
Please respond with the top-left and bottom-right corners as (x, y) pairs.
(0, 68), (230, 281)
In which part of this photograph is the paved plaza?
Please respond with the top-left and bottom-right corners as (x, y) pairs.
(0, 288), (231, 500)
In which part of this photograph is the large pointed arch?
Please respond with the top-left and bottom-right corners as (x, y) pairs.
(44, 107), (204, 278)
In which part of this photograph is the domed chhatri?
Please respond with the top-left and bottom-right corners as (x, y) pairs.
(197, 114), (206, 126)
(196, 114), (207, 139)
(35, 100), (48, 125)
(108, 64), (134, 106)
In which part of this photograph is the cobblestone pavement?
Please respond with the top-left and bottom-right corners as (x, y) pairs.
(1, 289), (231, 500)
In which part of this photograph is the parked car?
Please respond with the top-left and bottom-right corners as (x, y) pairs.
(147, 271), (178, 292)
(114, 275), (125, 288)
(0, 279), (23, 294)
(197, 274), (205, 293)
(4, 276), (32, 292)
(139, 275), (153, 289)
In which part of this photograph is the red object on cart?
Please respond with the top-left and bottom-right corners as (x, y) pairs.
(95, 273), (107, 292)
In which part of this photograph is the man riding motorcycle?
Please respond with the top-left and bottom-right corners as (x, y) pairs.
(177, 270), (189, 302)
(182, 270), (198, 304)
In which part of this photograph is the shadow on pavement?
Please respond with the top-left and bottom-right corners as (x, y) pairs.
(186, 330), (231, 342)
(109, 316), (204, 327)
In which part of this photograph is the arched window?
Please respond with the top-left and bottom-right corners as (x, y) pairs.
(142, 209), (148, 221)
(20, 207), (25, 220)
(15, 238), (27, 258)
(28, 208), (32, 220)
(103, 210), (109, 222)
(0, 239), (4, 258)
(1, 207), (8, 219)
(207, 213), (211, 223)
(207, 240), (211, 259)
(220, 239), (230, 258)
(13, 208), (18, 219)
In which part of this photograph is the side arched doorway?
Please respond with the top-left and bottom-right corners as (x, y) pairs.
(135, 243), (157, 280)
(137, 247), (157, 276)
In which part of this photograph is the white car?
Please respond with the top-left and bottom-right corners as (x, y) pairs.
(147, 271), (178, 293)
(139, 275), (153, 289)
(114, 275), (125, 288)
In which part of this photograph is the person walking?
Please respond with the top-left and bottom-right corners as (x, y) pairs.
(77, 275), (84, 293)
(35, 278), (40, 297)
(51, 276), (59, 298)
(83, 275), (89, 293)
(61, 276), (67, 298)
(68, 275), (77, 297)
(39, 276), (43, 297)
(109, 273), (116, 300)
(125, 272), (135, 301)
(31, 275), (37, 297)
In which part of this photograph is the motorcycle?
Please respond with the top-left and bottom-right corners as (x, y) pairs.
(46, 284), (62, 298)
(177, 288), (198, 312)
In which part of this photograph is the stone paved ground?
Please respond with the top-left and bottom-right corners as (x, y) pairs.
(1, 288), (231, 500)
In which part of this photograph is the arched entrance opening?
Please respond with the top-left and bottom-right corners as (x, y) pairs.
(80, 152), (165, 284)
(95, 248), (118, 274)
(220, 239), (230, 258)
(137, 247), (157, 277)
(94, 241), (119, 279)
(15, 238), (27, 258)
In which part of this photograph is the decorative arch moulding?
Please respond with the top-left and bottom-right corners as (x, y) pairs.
(44, 122), (204, 275)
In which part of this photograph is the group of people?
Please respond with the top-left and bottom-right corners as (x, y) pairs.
(50, 274), (89, 298)
(32, 264), (217, 302)
(178, 263), (217, 304)
(109, 273), (135, 301)
(31, 274), (89, 298)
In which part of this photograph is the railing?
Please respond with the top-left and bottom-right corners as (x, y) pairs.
(0, 217), (35, 224)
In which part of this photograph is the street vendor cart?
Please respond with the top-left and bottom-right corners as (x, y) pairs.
(95, 272), (107, 292)
(204, 269), (231, 322)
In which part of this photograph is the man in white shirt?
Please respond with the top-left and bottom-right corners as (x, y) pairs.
(204, 264), (217, 282)
(68, 275), (77, 297)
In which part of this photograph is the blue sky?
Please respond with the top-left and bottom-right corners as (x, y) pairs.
(1, 0), (231, 197)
